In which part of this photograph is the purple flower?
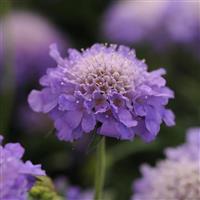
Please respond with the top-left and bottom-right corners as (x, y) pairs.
(28, 43), (174, 142)
(17, 105), (52, 134)
(54, 177), (93, 200)
(132, 127), (200, 200)
(0, 135), (45, 200)
(102, 1), (199, 50)
(66, 187), (93, 200)
(165, 127), (200, 161)
(0, 10), (69, 86)
(102, 1), (167, 45)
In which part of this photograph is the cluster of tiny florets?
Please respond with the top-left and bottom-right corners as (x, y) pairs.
(29, 43), (174, 142)
(70, 49), (141, 94)
(133, 159), (200, 200)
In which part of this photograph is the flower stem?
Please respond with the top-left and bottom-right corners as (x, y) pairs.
(0, 0), (11, 16)
(94, 137), (106, 200)
(0, 0), (15, 133)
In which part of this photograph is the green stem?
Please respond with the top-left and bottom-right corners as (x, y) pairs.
(0, 0), (11, 16)
(0, 0), (15, 133)
(94, 137), (106, 200)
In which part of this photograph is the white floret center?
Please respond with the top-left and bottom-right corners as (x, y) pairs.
(150, 159), (200, 199)
(71, 52), (138, 94)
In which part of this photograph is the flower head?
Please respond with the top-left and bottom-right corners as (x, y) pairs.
(0, 10), (69, 85)
(0, 135), (45, 200)
(28, 43), (174, 142)
(132, 128), (200, 200)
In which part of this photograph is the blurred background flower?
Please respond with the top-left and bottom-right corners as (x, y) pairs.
(0, 8), (70, 134)
(66, 187), (93, 200)
(54, 176), (90, 199)
(132, 127), (200, 200)
(17, 104), (52, 135)
(54, 176), (114, 200)
(102, 0), (200, 54)
(165, 127), (200, 161)
(0, 10), (69, 86)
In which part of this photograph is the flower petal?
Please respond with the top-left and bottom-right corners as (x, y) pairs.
(5, 143), (24, 159)
(65, 111), (83, 129)
(58, 94), (77, 111)
(116, 123), (135, 140)
(82, 113), (96, 133)
(145, 119), (160, 135)
(99, 119), (119, 138)
(163, 109), (175, 126)
(118, 108), (137, 127)
(28, 89), (57, 113)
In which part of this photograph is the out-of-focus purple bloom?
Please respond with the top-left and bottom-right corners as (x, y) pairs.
(0, 135), (45, 200)
(28, 43), (174, 142)
(164, 1), (200, 45)
(54, 177), (93, 200)
(102, 0), (200, 50)
(18, 105), (52, 134)
(54, 176), (69, 195)
(102, 0), (167, 45)
(66, 186), (93, 200)
(165, 127), (200, 161)
(0, 10), (69, 86)
(132, 127), (200, 200)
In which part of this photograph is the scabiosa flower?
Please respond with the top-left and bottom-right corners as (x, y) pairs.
(102, 0), (200, 50)
(132, 128), (200, 200)
(0, 10), (69, 85)
(0, 135), (45, 200)
(28, 43), (174, 142)
(165, 127), (200, 161)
